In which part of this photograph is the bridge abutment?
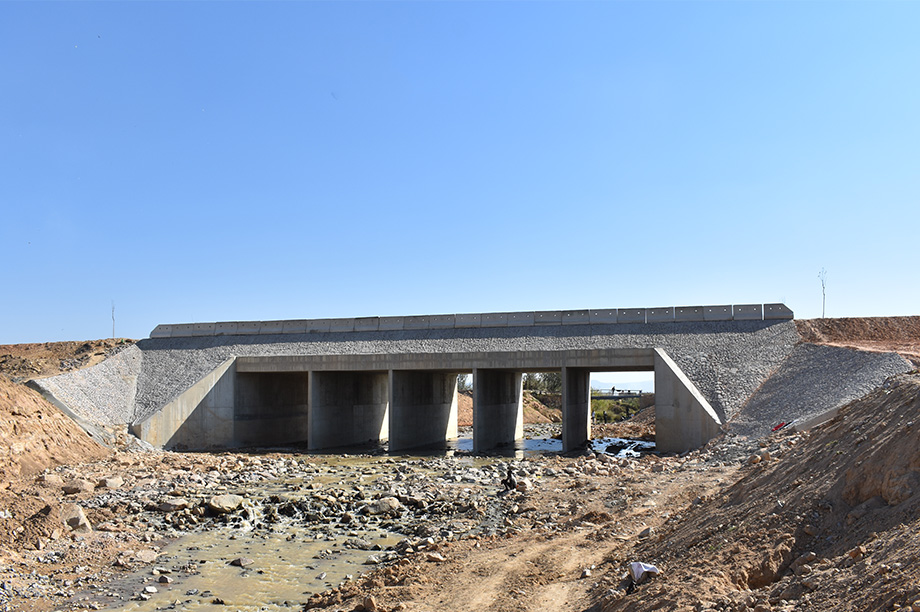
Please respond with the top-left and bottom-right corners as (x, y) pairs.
(472, 369), (524, 452)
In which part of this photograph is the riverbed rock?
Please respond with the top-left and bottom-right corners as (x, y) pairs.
(208, 494), (244, 514)
(63, 479), (95, 495)
(97, 476), (124, 490)
(230, 557), (254, 568)
(61, 504), (92, 533)
(158, 498), (190, 512)
(38, 473), (64, 487)
(134, 550), (159, 563)
(367, 497), (402, 516)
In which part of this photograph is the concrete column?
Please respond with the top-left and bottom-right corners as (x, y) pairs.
(562, 366), (591, 452)
(308, 371), (389, 450)
(388, 371), (459, 451)
(234, 372), (308, 446)
(473, 369), (524, 453)
(654, 349), (722, 453)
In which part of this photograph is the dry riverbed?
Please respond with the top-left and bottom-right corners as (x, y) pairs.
(0, 425), (766, 612)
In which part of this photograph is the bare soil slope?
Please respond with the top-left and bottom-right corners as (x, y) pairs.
(797, 316), (920, 365)
(0, 376), (108, 482)
(457, 390), (559, 427)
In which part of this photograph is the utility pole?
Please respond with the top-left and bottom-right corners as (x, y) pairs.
(111, 301), (116, 340)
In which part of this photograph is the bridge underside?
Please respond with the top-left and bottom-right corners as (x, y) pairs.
(131, 348), (722, 454)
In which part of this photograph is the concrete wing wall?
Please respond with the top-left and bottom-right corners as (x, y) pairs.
(131, 358), (236, 449)
(654, 349), (723, 454)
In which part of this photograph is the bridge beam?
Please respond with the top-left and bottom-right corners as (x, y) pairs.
(307, 371), (389, 450)
(562, 367), (592, 452)
(388, 371), (459, 451)
(473, 369), (523, 453)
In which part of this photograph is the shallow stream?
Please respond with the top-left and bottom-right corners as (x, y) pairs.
(92, 429), (653, 611)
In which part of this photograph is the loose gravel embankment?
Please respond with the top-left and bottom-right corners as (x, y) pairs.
(32, 344), (142, 427)
(728, 343), (914, 439)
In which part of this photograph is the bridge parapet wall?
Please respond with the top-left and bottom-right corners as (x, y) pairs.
(149, 303), (794, 339)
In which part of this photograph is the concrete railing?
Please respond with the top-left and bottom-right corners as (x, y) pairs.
(149, 303), (794, 339)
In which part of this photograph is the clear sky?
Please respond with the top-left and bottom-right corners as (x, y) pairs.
(2, 1), (918, 344)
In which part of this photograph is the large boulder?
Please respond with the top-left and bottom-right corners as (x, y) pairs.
(208, 494), (244, 515)
(366, 496), (402, 516)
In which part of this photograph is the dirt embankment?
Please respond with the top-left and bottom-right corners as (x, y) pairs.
(456, 390), (561, 427)
(797, 316), (920, 365)
(0, 339), (134, 381)
(0, 377), (109, 482)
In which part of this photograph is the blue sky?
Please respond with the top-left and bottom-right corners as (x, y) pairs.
(2, 1), (918, 344)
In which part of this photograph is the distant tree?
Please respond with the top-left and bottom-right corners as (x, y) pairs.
(457, 374), (471, 393)
(540, 372), (562, 393)
(523, 373), (541, 391)
(818, 268), (828, 318)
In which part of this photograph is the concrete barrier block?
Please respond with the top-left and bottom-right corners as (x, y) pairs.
(328, 318), (355, 332)
(215, 322), (239, 336)
(189, 323), (216, 337)
(378, 316), (404, 331)
(429, 314), (456, 329)
(281, 320), (309, 333)
(172, 323), (196, 337)
(561, 310), (590, 325)
(455, 313), (481, 327)
(304, 319), (331, 333)
(764, 303), (794, 320)
(404, 316), (430, 330)
(733, 304), (763, 320)
(702, 306), (731, 321)
(234, 321), (261, 335)
(507, 312), (535, 326)
(481, 313), (509, 327)
(534, 311), (562, 325)
(617, 308), (646, 323)
(676, 306), (706, 321)
(589, 310), (618, 324)
(149, 324), (172, 338)
(259, 320), (285, 335)
(353, 317), (380, 332)
(647, 307), (675, 322)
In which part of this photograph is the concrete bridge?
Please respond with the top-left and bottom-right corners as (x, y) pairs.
(122, 304), (795, 454)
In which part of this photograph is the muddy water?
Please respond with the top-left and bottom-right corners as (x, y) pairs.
(112, 519), (401, 611)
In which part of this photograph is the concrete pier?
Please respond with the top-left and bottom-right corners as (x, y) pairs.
(308, 371), (389, 450)
(389, 371), (459, 451)
(472, 369), (524, 453)
(562, 367), (592, 451)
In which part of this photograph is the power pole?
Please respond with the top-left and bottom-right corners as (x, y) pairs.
(111, 301), (116, 340)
